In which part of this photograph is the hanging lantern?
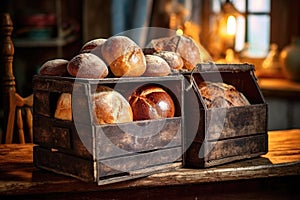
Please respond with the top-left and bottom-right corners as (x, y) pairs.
(218, 0), (243, 52)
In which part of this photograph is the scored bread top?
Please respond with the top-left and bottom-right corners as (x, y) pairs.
(198, 81), (250, 108)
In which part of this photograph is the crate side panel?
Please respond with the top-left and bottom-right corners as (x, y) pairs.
(97, 146), (182, 179)
(33, 75), (76, 93)
(183, 76), (205, 147)
(205, 134), (268, 164)
(33, 146), (95, 182)
(206, 104), (267, 140)
(33, 91), (51, 117)
(96, 118), (181, 159)
(33, 115), (93, 159)
(185, 134), (268, 168)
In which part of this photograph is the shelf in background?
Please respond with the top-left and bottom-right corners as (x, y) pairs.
(258, 78), (300, 99)
(13, 33), (79, 48)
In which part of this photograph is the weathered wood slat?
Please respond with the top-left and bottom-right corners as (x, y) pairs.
(0, 130), (299, 197)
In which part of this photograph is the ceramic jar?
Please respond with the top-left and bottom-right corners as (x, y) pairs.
(280, 37), (300, 82)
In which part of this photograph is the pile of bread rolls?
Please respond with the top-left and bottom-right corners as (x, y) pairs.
(39, 34), (205, 124)
(39, 34), (206, 78)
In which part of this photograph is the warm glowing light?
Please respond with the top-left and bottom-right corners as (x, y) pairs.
(176, 28), (183, 36)
(227, 15), (237, 35)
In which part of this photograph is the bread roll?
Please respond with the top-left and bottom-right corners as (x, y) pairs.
(92, 86), (133, 124)
(54, 93), (72, 121)
(67, 53), (108, 78)
(197, 81), (250, 108)
(146, 35), (202, 71)
(80, 38), (107, 53)
(143, 54), (171, 76)
(154, 51), (183, 71)
(129, 85), (175, 120)
(101, 36), (146, 77)
(39, 59), (69, 76)
(80, 38), (107, 59)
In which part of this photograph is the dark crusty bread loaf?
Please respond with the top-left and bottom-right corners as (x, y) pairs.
(128, 85), (175, 120)
(197, 81), (250, 108)
(67, 53), (108, 78)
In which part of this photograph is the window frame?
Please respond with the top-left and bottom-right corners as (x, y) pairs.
(201, 0), (272, 58)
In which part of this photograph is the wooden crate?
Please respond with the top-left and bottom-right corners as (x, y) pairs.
(183, 63), (268, 168)
(32, 75), (184, 185)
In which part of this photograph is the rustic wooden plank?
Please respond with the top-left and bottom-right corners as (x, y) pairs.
(33, 115), (92, 159)
(97, 147), (182, 180)
(185, 134), (268, 168)
(96, 118), (181, 158)
(205, 104), (267, 140)
(195, 63), (255, 73)
(33, 146), (95, 183)
(33, 91), (51, 117)
(0, 130), (300, 196)
(33, 145), (182, 185)
(262, 129), (300, 164)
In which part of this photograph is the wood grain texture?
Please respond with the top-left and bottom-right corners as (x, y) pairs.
(0, 129), (299, 198)
(1, 13), (33, 144)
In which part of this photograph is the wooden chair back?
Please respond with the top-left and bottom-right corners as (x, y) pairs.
(1, 13), (33, 144)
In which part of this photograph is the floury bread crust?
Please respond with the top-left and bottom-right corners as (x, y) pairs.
(67, 53), (108, 78)
(92, 86), (133, 124)
(146, 35), (203, 71)
(143, 54), (171, 77)
(101, 36), (146, 77)
(39, 59), (69, 76)
(154, 51), (184, 71)
(197, 81), (250, 108)
(79, 38), (107, 60)
(80, 38), (107, 53)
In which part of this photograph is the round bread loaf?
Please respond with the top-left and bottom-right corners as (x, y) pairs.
(92, 86), (133, 124)
(197, 81), (250, 108)
(154, 51), (183, 71)
(67, 53), (108, 78)
(143, 54), (171, 76)
(39, 59), (69, 76)
(146, 35), (202, 71)
(128, 85), (175, 120)
(54, 93), (72, 121)
(79, 38), (107, 59)
(101, 36), (146, 77)
(80, 38), (107, 53)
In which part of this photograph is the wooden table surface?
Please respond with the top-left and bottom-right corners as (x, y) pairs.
(1, 129), (300, 199)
